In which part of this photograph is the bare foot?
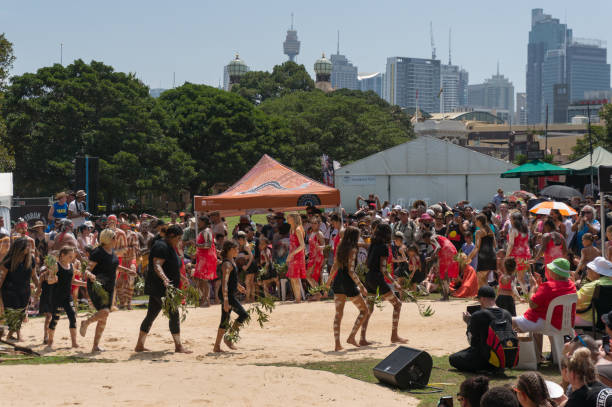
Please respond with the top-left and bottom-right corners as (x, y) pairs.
(391, 336), (408, 344)
(91, 346), (104, 353)
(212, 346), (225, 353)
(134, 345), (150, 352)
(71, 343), (80, 349)
(223, 337), (237, 350)
(175, 346), (192, 354)
(347, 337), (361, 348)
(334, 344), (344, 351)
(45, 344), (53, 351)
(42, 338), (48, 345)
(79, 321), (88, 337)
(359, 339), (373, 346)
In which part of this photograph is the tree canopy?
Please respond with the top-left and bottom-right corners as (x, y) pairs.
(570, 105), (611, 159)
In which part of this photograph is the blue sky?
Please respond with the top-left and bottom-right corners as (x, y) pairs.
(3, 0), (612, 93)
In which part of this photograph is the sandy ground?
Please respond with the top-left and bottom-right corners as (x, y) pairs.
(0, 298), (530, 406)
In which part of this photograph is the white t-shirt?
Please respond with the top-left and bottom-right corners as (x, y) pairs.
(382, 206), (391, 219)
(68, 200), (86, 228)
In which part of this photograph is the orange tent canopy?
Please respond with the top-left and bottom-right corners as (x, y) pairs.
(193, 155), (341, 216)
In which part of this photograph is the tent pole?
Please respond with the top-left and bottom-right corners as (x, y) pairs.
(601, 192), (606, 260)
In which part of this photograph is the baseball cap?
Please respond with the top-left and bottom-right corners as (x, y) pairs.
(476, 286), (496, 299)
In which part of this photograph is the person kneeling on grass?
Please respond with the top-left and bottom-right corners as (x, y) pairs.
(449, 286), (513, 372)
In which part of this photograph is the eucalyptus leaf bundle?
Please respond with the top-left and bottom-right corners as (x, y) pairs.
(90, 280), (110, 307)
(161, 285), (188, 322)
(1, 308), (26, 332)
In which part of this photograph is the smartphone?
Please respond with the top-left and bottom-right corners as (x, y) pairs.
(467, 305), (481, 315)
(438, 396), (453, 407)
(603, 335), (610, 354)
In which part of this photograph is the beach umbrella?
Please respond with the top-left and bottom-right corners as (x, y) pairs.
(529, 201), (578, 216)
(500, 160), (571, 178)
(539, 185), (583, 200)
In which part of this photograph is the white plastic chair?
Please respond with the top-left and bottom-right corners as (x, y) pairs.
(516, 293), (577, 372)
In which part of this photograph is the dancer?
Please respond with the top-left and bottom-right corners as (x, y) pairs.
(467, 214), (496, 288)
(46, 246), (86, 349)
(0, 237), (36, 341)
(213, 240), (248, 353)
(135, 225), (190, 353)
(257, 237), (279, 296)
(360, 223), (407, 345)
(116, 223), (139, 309)
(80, 229), (119, 352)
(325, 226), (369, 351)
(286, 213), (306, 303)
(193, 215), (217, 307)
(306, 215), (325, 299)
(506, 212), (531, 295)
(237, 231), (256, 303)
(37, 261), (54, 344)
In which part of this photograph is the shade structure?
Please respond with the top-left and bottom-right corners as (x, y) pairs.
(529, 201), (578, 216)
(500, 160), (571, 178)
(539, 185), (582, 200)
(563, 146), (612, 176)
(510, 190), (536, 201)
(193, 155), (341, 216)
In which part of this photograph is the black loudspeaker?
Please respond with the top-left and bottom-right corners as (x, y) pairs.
(373, 346), (433, 389)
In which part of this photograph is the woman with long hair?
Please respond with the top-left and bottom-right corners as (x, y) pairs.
(286, 213), (306, 303)
(467, 214), (497, 288)
(506, 212), (531, 295)
(135, 225), (190, 353)
(514, 371), (555, 407)
(193, 215), (217, 307)
(306, 215), (325, 299)
(0, 237), (36, 341)
(80, 228), (120, 353)
(360, 223), (408, 345)
(46, 246), (86, 349)
(325, 226), (369, 351)
(563, 347), (610, 407)
(532, 219), (567, 281)
(213, 240), (248, 353)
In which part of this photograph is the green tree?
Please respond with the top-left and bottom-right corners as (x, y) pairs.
(570, 106), (611, 159)
(157, 82), (290, 194)
(259, 89), (414, 179)
(2, 59), (195, 206)
(0, 33), (15, 88)
(231, 61), (315, 104)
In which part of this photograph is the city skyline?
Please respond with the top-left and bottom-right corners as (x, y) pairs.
(3, 1), (612, 95)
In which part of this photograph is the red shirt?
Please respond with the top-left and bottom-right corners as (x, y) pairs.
(524, 279), (576, 329)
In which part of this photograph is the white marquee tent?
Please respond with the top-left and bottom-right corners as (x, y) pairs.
(0, 173), (12, 229)
(335, 137), (519, 211)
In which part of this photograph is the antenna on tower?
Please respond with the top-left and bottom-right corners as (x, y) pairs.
(291, 12), (294, 30)
(430, 22), (436, 60)
(337, 30), (340, 55)
(496, 60), (499, 76)
(173, 72), (176, 88)
(448, 28), (452, 65)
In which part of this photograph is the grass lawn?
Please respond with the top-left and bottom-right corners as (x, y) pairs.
(263, 356), (562, 407)
(0, 353), (113, 366)
(225, 214), (268, 234)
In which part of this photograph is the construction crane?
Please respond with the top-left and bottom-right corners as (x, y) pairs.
(430, 22), (436, 60)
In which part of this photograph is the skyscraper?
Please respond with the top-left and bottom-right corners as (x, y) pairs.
(440, 64), (469, 113)
(385, 57), (441, 113)
(567, 39), (610, 103)
(526, 8), (571, 124)
(516, 92), (527, 124)
(467, 69), (514, 122)
(358, 72), (385, 98)
(330, 33), (358, 90)
(283, 13), (300, 62)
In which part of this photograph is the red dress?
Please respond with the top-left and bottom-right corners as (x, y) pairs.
(194, 230), (217, 280)
(451, 265), (478, 298)
(435, 235), (459, 280)
(510, 232), (531, 272)
(307, 232), (324, 282)
(287, 232), (306, 279)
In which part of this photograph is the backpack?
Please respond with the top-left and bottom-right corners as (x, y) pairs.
(484, 310), (519, 369)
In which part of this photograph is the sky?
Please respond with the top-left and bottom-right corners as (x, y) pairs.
(3, 0), (612, 93)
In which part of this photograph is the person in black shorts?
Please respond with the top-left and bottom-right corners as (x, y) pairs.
(325, 226), (369, 351)
(213, 240), (249, 353)
(135, 225), (191, 353)
(80, 228), (120, 353)
(46, 246), (85, 349)
(359, 223), (408, 346)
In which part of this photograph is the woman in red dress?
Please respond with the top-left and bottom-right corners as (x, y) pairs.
(194, 216), (217, 307)
(506, 212), (531, 295)
(286, 213), (306, 303)
(306, 215), (325, 298)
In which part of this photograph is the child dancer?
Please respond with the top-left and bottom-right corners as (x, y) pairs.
(213, 240), (248, 353)
(496, 257), (518, 316)
(406, 245), (424, 292)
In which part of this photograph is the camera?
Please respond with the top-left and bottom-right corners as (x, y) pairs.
(438, 396), (453, 407)
(603, 334), (610, 355)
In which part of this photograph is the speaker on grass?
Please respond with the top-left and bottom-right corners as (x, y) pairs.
(373, 346), (433, 389)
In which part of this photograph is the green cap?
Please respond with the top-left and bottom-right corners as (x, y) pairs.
(547, 258), (570, 278)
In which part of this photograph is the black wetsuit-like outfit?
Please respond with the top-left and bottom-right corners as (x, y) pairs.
(218, 260), (249, 329)
(49, 262), (77, 330)
(365, 243), (391, 295)
(332, 258), (360, 298)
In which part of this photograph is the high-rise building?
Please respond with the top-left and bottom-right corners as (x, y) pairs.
(526, 8), (571, 124)
(467, 69), (514, 123)
(516, 92), (527, 124)
(358, 72), (385, 98)
(440, 64), (469, 113)
(283, 13), (300, 62)
(541, 48), (566, 122)
(224, 54), (248, 91)
(385, 57), (441, 113)
(567, 39), (610, 103)
(330, 53), (358, 90)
